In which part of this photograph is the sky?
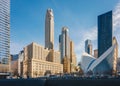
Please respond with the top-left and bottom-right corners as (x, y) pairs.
(11, 0), (120, 63)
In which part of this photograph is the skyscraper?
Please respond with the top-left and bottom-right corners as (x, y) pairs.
(59, 27), (70, 63)
(70, 41), (76, 72)
(45, 8), (54, 50)
(85, 39), (92, 55)
(0, 0), (10, 64)
(98, 11), (112, 57)
(59, 27), (70, 73)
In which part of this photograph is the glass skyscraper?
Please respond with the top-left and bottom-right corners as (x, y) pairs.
(0, 0), (10, 64)
(85, 39), (92, 55)
(59, 27), (70, 63)
(98, 11), (112, 57)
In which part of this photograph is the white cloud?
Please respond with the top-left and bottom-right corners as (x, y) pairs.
(73, 26), (97, 63)
(113, 0), (120, 57)
(113, 1), (120, 31)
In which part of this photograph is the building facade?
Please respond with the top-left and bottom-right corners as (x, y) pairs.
(59, 27), (77, 73)
(70, 41), (76, 72)
(94, 49), (98, 58)
(45, 8), (54, 50)
(112, 37), (118, 75)
(80, 11), (118, 76)
(23, 42), (63, 78)
(10, 54), (19, 76)
(59, 27), (71, 73)
(18, 51), (24, 76)
(59, 27), (70, 63)
(0, 64), (9, 73)
(81, 44), (117, 75)
(0, 0), (10, 64)
(85, 39), (92, 55)
(63, 56), (70, 73)
(88, 45), (116, 75)
(98, 11), (112, 57)
(81, 53), (96, 73)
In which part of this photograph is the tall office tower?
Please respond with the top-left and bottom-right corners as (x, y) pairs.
(59, 27), (70, 73)
(59, 27), (70, 63)
(0, 0), (10, 64)
(98, 11), (112, 57)
(85, 39), (92, 55)
(45, 8), (54, 50)
(70, 41), (76, 72)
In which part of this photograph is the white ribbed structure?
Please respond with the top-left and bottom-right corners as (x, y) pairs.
(81, 53), (96, 73)
(80, 45), (116, 74)
(88, 45), (115, 71)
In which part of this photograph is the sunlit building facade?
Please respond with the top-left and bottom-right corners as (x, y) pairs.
(23, 42), (63, 78)
(45, 8), (54, 50)
(94, 49), (98, 58)
(112, 37), (118, 75)
(63, 56), (70, 73)
(18, 51), (24, 76)
(70, 41), (76, 72)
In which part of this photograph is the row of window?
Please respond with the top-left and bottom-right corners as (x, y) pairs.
(32, 62), (63, 72)
(0, 1), (10, 11)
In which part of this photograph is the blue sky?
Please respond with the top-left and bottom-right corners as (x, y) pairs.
(11, 0), (120, 63)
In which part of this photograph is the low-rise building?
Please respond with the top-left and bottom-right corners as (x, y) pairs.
(23, 42), (63, 78)
(18, 51), (24, 77)
(10, 54), (19, 76)
(94, 49), (98, 58)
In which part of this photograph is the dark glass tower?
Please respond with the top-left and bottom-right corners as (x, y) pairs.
(98, 11), (112, 57)
(85, 39), (92, 55)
